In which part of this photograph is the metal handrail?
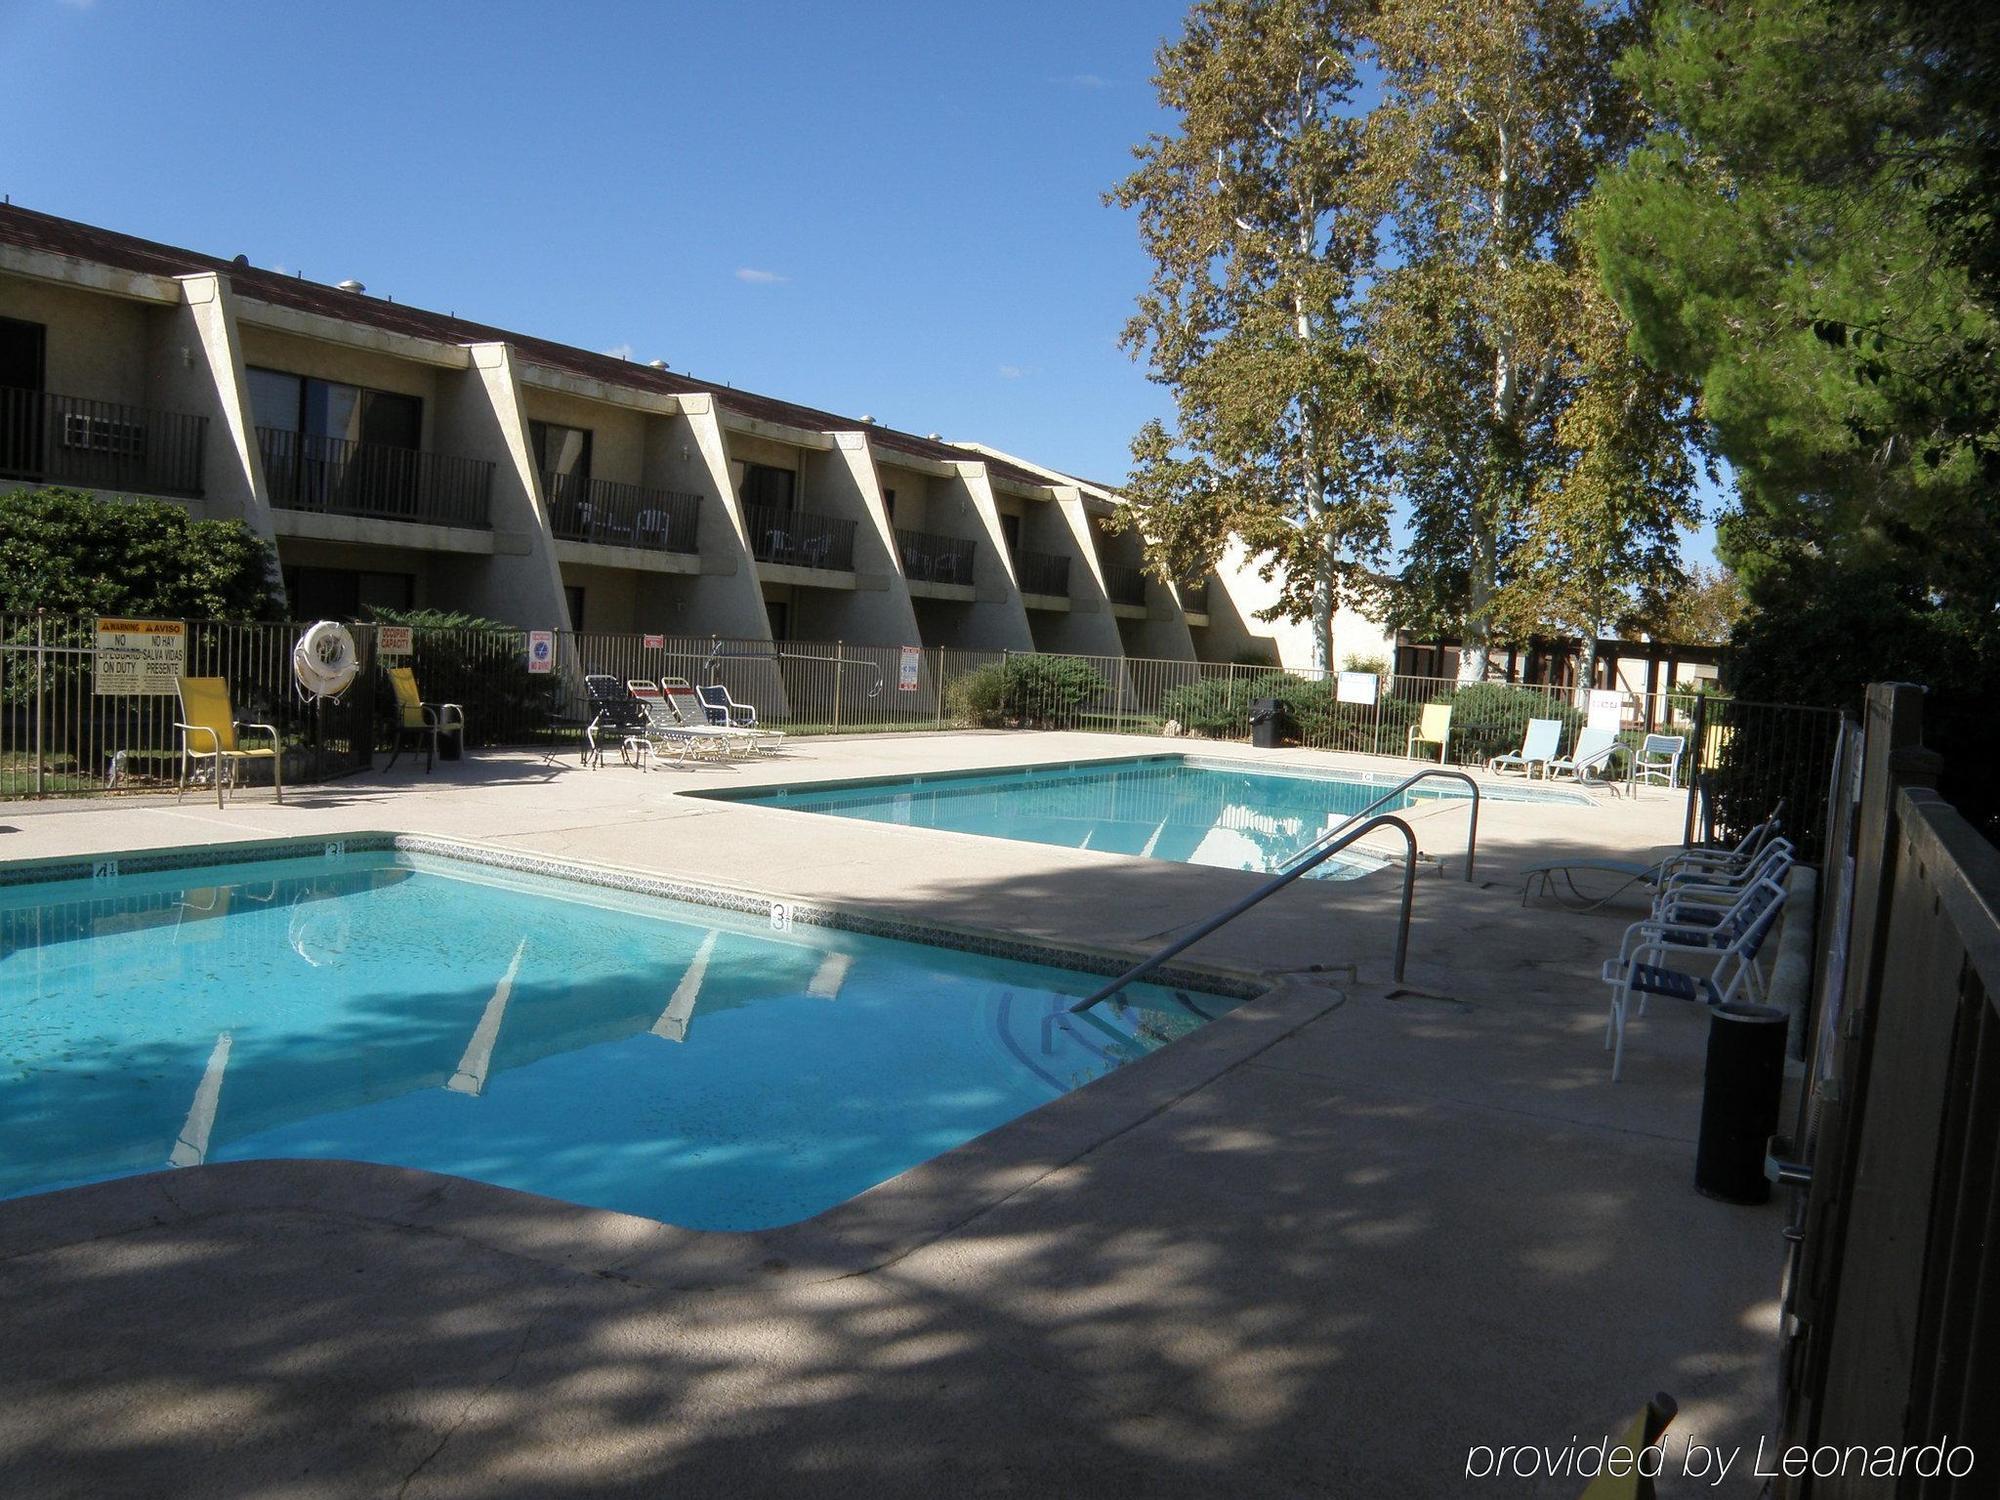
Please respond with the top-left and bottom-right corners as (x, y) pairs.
(1070, 813), (1421, 1011)
(1281, 766), (1482, 884)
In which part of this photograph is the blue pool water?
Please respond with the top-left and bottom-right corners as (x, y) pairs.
(710, 754), (1588, 878)
(0, 851), (1233, 1228)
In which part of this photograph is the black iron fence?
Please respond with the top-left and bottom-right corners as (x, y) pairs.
(543, 472), (699, 553)
(896, 527), (975, 585)
(0, 385), (207, 498)
(743, 504), (858, 572)
(1014, 549), (1070, 598)
(1684, 694), (1843, 862)
(1102, 561), (1149, 607)
(257, 427), (493, 528)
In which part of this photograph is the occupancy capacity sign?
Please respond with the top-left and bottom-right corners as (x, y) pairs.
(94, 617), (187, 696)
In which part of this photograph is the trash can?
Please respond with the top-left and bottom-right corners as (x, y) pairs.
(1250, 696), (1293, 749)
(1694, 1001), (1788, 1203)
(440, 722), (464, 762)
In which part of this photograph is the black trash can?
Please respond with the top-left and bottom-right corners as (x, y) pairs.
(440, 723), (464, 762)
(1694, 1001), (1788, 1203)
(1250, 696), (1293, 749)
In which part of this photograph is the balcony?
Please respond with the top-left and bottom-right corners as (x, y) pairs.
(745, 504), (857, 572)
(257, 427), (492, 529)
(545, 471), (699, 553)
(1176, 573), (1210, 612)
(1014, 549), (1070, 598)
(0, 386), (207, 498)
(1103, 561), (1150, 607)
(896, 527), (975, 586)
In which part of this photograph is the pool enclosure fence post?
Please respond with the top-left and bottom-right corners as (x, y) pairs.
(33, 610), (45, 797)
(832, 642), (843, 734)
(1684, 692), (1707, 847)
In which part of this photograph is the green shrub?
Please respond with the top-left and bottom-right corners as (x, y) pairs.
(1002, 654), (1109, 726)
(944, 661), (1010, 727)
(943, 656), (1110, 729)
(1159, 676), (1253, 736)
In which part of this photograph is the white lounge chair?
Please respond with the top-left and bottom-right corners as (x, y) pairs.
(1489, 717), (1562, 778)
(627, 681), (752, 759)
(1546, 726), (1625, 789)
(1600, 875), (1788, 1080)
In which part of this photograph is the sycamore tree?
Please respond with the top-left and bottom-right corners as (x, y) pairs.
(1365, 0), (1689, 681)
(1111, 0), (1390, 671)
(1487, 235), (1705, 689)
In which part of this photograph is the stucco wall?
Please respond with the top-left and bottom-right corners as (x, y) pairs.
(0, 275), (154, 407)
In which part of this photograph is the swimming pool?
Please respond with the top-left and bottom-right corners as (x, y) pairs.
(0, 845), (1240, 1228)
(704, 754), (1589, 877)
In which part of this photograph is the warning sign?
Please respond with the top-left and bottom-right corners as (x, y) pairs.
(898, 646), (921, 692)
(94, 618), (187, 696)
(527, 630), (555, 674)
(377, 626), (413, 657)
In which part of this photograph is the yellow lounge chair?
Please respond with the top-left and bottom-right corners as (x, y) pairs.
(384, 665), (466, 773)
(1407, 702), (1452, 764)
(175, 676), (283, 808)
(1578, 1392), (1677, 1499)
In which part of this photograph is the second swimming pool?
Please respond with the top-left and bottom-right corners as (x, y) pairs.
(704, 754), (1590, 878)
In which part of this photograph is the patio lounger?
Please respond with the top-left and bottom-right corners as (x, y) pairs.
(659, 680), (781, 754)
(1406, 702), (1452, 763)
(694, 683), (785, 749)
(1632, 733), (1686, 789)
(1579, 1393), (1677, 1499)
(1546, 726), (1626, 789)
(1489, 716), (1562, 778)
(382, 665), (464, 773)
(694, 680), (769, 729)
(625, 681), (745, 761)
(1599, 875), (1788, 1080)
(175, 676), (283, 809)
(581, 675), (697, 768)
(1520, 857), (1671, 909)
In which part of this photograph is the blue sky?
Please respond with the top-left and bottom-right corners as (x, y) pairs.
(2, 0), (1718, 562)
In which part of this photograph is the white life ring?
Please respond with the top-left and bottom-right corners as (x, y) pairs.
(293, 620), (359, 700)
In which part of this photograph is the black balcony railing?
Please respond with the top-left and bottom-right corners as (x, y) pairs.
(544, 471), (699, 553)
(1176, 574), (1210, 611)
(896, 527), (976, 586)
(1103, 561), (1149, 606)
(745, 504), (857, 572)
(257, 427), (493, 528)
(0, 386), (207, 498)
(1015, 549), (1070, 598)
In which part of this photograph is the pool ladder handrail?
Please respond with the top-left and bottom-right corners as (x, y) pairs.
(1069, 813), (1421, 1012)
(1279, 766), (1482, 885)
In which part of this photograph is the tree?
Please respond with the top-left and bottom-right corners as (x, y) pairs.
(1111, 0), (1390, 671)
(1484, 231), (1705, 688)
(1366, 0), (1677, 681)
(1651, 564), (1744, 648)
(0, 486), (280, 620)
(1592, 0), (2000, 835)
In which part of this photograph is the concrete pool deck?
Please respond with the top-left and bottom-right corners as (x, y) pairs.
(0, 733), (1785, 1497)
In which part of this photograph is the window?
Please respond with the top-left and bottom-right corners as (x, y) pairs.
(882, 487), (896, 522)
(563, 585), (585, 632)
(999, 513), (1022, 555)
(0, 315), (45, 394)
(529, 421), (592, 482)
(247, 368), (422, 448)
(739, 463), (796, 513)
(281, 567), (414, 622)
(764, 600), (790, 642)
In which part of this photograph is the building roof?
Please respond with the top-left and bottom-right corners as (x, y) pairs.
(0, 203), (1054, 489)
